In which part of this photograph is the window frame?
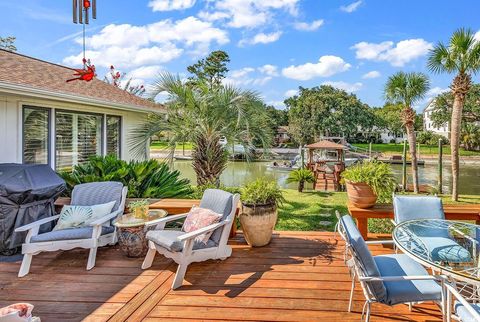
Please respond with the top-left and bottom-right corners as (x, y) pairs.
(106, 114), (122, 158)
(22, 105), (51, 166)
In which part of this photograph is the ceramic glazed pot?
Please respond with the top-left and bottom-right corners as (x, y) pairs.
(239, 203), (277, 247)
(345, 180), (377, 209)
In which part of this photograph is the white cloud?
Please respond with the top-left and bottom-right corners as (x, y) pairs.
(258, 64), (279, 76)
(284, 89), (298, 97)
(322, 81), (363, 93)
(64, 17), (228, 69)
(202, 0), (299, 29)
(351, 38), (433, 67)
(340, 0), (362, 13)
(427, 87), (449, 97)
(148, 0), (196, 11)
(475, 30), (480, 42)
(282, 55), (351, 81)
(127, 65), (163, 79)
(362, 70), (381, 79)
(267, 100), (287, 109)
(294, 19), (324, 31)
(239, 31), (282, 46)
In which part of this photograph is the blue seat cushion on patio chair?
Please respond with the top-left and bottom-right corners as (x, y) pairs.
(393, 196), (444, 224)
(340, 215), (387, 302)
(374, 254), (442, 306)
(72, 181), (124, 212)
(30, 226), (115, 243)
(455, 301), (480, 322)
(146, 230), (216, 252)
(199, 189), (233, 244)
(417, 236), (472, 263)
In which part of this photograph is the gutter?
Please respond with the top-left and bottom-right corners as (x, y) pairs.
(0, 81), (165, 114)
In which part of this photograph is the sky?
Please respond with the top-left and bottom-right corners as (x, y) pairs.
(2, 0), (480, 111)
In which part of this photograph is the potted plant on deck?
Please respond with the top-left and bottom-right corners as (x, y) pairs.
(128, 200), (149, 219)
(341, 161), (397, 208)
(239, 178), (285, 247)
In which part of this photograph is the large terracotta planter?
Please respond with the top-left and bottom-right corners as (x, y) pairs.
(239, 204), (277, 247)
(345, 180), (377, 209)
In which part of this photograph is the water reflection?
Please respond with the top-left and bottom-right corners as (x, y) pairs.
(172, 160), (480, 195)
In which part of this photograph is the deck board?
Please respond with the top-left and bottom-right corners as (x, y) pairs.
(0, 232), (442, 321)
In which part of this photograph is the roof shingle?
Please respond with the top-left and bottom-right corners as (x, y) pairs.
(0, 49), (164, 112)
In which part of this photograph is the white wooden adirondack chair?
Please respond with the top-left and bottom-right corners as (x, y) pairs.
(142, 189), (240, 289)
(15, 181), (127, 277)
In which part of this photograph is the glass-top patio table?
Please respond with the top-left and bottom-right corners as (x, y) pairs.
(393, 219), (480, 285)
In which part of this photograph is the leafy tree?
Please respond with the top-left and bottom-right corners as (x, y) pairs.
(0, 36), (16, 52)
(461, 123), (480, 151)
(373, 103), (404, 136)
(384, 72), (430, 193)
(430, 84), (480, 128)
(428, 28), (480, 201)
(264, 105), (289, 139)
(129, 73), (272, 186)
(104, 65), (146, 96)
(187, 50), (230, 88)
(285, 85), (376, 145)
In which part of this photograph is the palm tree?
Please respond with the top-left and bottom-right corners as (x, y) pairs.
(286, 168), (315, 192)
(129, 72), (272, 186)
(427, 28), (480, 201)
(384, 72), (430, 193)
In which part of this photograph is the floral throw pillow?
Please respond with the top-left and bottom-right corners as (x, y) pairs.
(182, 206), (222, 243)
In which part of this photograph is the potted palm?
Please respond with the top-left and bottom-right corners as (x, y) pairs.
(341, 161), (397, 208)
(286, 168), (315, 192)
(239, 178), (285, 247)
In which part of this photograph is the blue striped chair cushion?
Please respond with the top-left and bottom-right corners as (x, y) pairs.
(71, 181), (124, 212)
(31, 226), (115, 243)
(393, 196), (444, 224)
(199, 189), (233, 244)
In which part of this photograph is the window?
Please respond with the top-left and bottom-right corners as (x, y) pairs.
(23, 106), (50, 164)
(55, 111), (103, 170)
(107, 115), (121, 157)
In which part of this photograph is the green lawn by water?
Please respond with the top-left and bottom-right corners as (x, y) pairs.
(277, 189), (480, 233)
(352, 143), (480, 157)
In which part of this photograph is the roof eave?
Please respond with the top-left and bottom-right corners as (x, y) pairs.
(0, 81), (165, 114)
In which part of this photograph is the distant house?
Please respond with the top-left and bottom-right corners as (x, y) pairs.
(275, 126), (291, 144)
(423, 100), (449, 138)
(354, 126), (405, 144)
(0, 49), (164, 170)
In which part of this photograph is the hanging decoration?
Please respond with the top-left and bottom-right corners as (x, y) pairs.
(67, 0), (97, 83)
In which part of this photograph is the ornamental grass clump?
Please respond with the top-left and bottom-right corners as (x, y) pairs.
(341, 161), (397, 203)
(241, 178), (285, 207)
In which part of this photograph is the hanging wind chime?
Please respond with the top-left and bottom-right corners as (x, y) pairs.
(66, 0), (97, 83)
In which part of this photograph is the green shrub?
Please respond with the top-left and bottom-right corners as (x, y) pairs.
(286, 168), (315, 192)
(417, 131), (449, 145)
(341, 160), (397, 203)
(241, 178), (285, 206)
(59, 155), (192, 198)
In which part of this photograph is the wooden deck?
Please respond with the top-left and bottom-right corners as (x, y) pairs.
(0, 232), (443, 322)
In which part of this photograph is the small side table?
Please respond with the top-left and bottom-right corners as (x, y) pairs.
(114, 210), (167, 258)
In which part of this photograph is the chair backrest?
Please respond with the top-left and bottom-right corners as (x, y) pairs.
(341, 215), (387, 302)
(393, 195), (444, 224)
(71, 182), (127, 224)
(199, 189), (238, 245)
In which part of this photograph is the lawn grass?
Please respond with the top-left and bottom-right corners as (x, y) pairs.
(150, 141), (194, 150)
(352, 143), (480, 157)
(276, 189), (480, 232)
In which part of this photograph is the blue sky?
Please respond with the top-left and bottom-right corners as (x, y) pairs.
(2, 0), (480, 111)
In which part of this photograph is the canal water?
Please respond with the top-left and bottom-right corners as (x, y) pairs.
(172, 160), (480, 195)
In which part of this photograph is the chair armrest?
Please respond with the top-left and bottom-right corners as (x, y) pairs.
(445, 283), (480, 320)
(365, 240), (395, 245)
(144, 213), (188, 227)
(15, 215), (60, 232)
(89, 210), (122, 226)
(177, 221), (228, 242)
(360, 275), (438, 282)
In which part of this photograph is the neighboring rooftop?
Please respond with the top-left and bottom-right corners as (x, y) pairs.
(0, 49), (163, 112)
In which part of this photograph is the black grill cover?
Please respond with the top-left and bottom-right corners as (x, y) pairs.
(0, 164), (65, 252)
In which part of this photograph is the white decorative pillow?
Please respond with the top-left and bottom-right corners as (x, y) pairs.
(53, 205), (93, 231)
(53, 201), (116, 231)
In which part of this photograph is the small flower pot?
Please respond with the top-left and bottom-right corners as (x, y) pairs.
(345, 180), (377, 209)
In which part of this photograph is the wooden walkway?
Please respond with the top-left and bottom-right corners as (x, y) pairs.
(0, 232), (443, 321)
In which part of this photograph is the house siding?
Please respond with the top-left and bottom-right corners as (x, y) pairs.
(0, 92), (150, 166)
